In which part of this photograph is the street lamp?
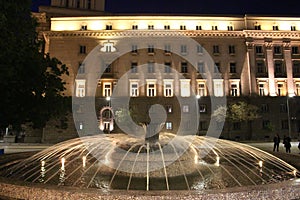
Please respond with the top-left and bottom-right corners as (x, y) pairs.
(106, 96), (111, 134)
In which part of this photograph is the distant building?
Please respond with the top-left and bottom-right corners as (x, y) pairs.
(34, 0), (300, 143)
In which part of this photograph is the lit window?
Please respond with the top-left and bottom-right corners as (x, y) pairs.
(130, 81), (139, 97)
(213, 79), (224, 97)
(230, 83), (239, 96)
(164, 62), (171, 73)
(258, 83), (267, 96)
(180, 79), (191, 97)
(197, 81), (207, 97)
(147, 80), (156, 97)
(75, 79), (86, 97)
(103, 83), (112, 97)
(100, 42), (116, 52)
(295, 83), (300, 96)
(164, 80), (173, 97)
(166, 122), (172, 130)
(183, 105), (189, 113)
(79, 122), (84, 130)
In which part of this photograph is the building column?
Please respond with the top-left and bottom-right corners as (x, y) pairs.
(265, 41), (276, 96)
(283, 41), (295, 96)
(246, 40), (256, 95)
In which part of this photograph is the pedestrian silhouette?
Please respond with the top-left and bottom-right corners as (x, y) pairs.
(273, 134), (280, 152)
(283, 135), (291, 153)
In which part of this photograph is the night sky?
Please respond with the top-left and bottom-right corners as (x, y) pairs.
(31, 0), (300, 15)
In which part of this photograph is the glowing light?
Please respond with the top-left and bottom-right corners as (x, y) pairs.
(106, 96), (111, 101)
(259, 160), (263, 168)
(196, 95), (201, 99)
(61, 157), (65, 170)
(215, 156), (220, 167)
(82, 156), (86, 168)
(41, 160), (45, 167)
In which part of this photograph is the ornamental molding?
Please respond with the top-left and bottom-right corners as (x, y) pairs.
(244, 31), (300, 39)
(44, 30), (245, 38)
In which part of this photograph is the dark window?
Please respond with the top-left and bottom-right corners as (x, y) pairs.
(273, 25), (279, 31)
(274, 46), (282, 54)
(229, 45), (235, 54)
(255, 25), (261, 30)
(180, 25), (186, 30)
(291, 26), (296, 31)
(164, 25), (170, 30)
(229, 63), (236, 73)
(81, 25), (87, 30)
(275, 62), (284, 73)
(131, 45), (138, 53)
(199, 121), (208, 130)
(131, 62), (137, 73)
(76, 0), (80, 8)
(212, 26), (218, 30)
(181, 62), (188, 73)
(260, 104), (269, 113)
(79, 45), (86, 54)
(255, 46), (263, 54)
(233, 122), (241, 130)
(148, 25), (154, 30)
(106, 25), (112, 30)
(148, 45), (154, 53)
(87, 0), (91, 9)
(214, 62), (221, 73)
(196, 25), (202, 30)
(293, 61), (300, 74)
(164, 62), (171, 73)
(197, 62), (205, 73)
(197, 45), (203, 54)
(262, 120), (270, 129)
(213, 45), (220, 54)
(280, 104), (287, 113)
(132, 25), (138, 30)
(257, 62), (266, 73)
(281, 120), (288, 129)
(104, 64), (112, 73)
(227, 26), (233, 31)
(166, 105), (173, 113)
(78, 62), (85, 74)
(199, 104), (207, 113)
(292, 46), (299, 54)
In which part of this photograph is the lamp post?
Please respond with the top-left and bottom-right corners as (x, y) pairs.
(287, 94), (294, 137)
(106, 96), (111, 134)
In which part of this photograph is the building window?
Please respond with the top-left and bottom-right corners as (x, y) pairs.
(181, 45), (187, 54)
(277, 83), (285, 96)
(199, 104), (207, 113)
(197, 62), (205, 73)
(199, 121), (208, 130)
(196, 25), (202, 30)
(293, 61), (300, 74)
(180, 80), (191, 97)
(148, 25), (154, 30)
(183, 105), (189, 113)
(233, 122), (241, 130)
(261, 104), (269, 113)
(166, 122), (172, 130)
(254, 24), (261, 30)
(275, 61), (284, 74)
(273, 25), (279, 31)
(274, 46), (282, 54)
(213, 79), (224, 97)
(147, 62), (155, 73)
(262, 120), (270, 129)
(79, 45), (86, 54)
(214, 62), (221, 73)
(79, 122), (84, 130)
(280, 104), (287, 113)
(258, 83), (267, 96)
(106, 25), (112, 30)
(197, 45), (203, 54)
(147, 81), (156, 97)
(164, 80), (173, 97)
(230, 83), (239, 96)
(132, 25), (138, 30)
(164, 25), (170, 30)
(281, 120), (288, 129)
(292, 46), (299, 54)
(130, 82), (139, 97)
(131, 62), (137, 73)
(197, 81), (207, 97)
(257, 61), (266, 73)
(76, 0), (80, 8)
(164, 62), (171, 73)
(131, 45), (138, 53)
(166, 105), (173, 113)
(227, 25), (234, 31)
(255, 46), (263, 54)
(104, 63), (112, 73)
(181, 62), (188, 73)
(164, 44), (171, 53)
(212, 26), (218, 30)
(148, 45), (154, 53)
(291, 26), (296, 31)
(75, 80), (86, 97)
(213, 45), (220, 54)
(229, 45), (235, 54)
(103, 83), (112, 97)
(87, 0), (91, 9)
(78, 62), (85, 74)
(81, 25), (87, 30)
(180, 25), (186, 30)
(296, 83), (300, 96)
(229, 63), (236, 73)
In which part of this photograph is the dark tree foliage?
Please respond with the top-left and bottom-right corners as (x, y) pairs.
(0, 0), (69, 130)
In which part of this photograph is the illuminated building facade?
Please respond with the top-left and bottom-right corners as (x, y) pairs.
(36, 1), (300, 142)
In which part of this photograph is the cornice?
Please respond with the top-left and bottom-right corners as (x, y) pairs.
(243, 30), (300, 39)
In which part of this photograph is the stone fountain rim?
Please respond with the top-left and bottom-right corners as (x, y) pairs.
(0, 176), (299, 200)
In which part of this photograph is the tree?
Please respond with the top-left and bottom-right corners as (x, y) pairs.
(0, 0), (69, 131)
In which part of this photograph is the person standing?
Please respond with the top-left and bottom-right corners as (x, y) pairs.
(283, 135), (291, 153)
(273, 134), (280, 152)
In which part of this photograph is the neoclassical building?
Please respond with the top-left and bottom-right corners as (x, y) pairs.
(35, 0), (300, 142)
